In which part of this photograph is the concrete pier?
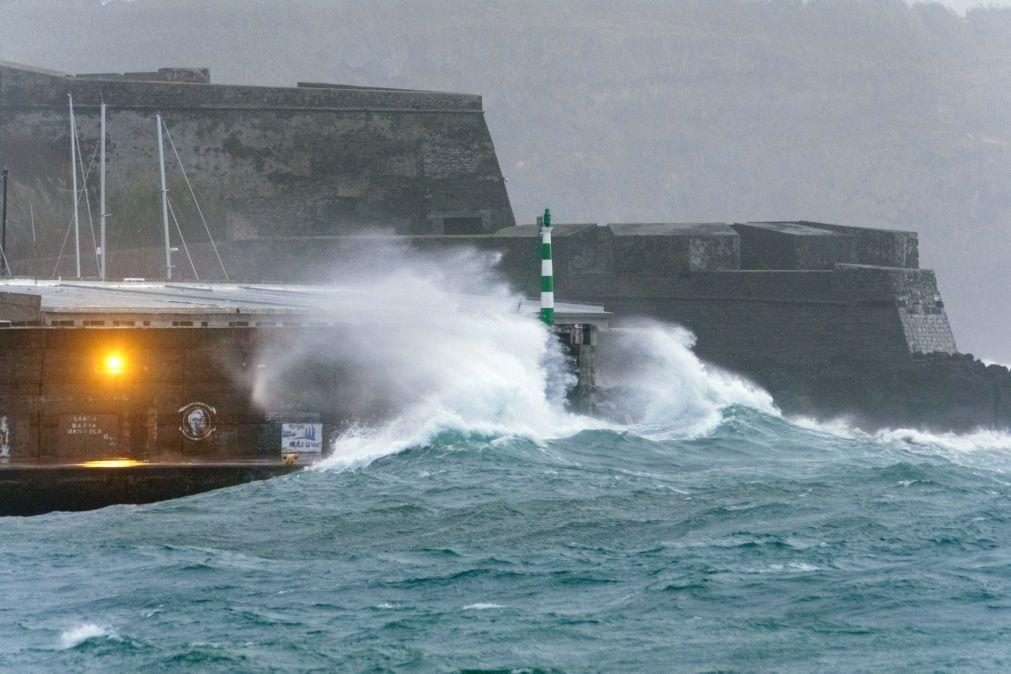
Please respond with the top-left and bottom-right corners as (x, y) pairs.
(0, 461), (298, 517)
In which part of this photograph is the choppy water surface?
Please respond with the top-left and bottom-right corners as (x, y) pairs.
(3, 410), (1010, 670)
(2, 319), (1010, 670)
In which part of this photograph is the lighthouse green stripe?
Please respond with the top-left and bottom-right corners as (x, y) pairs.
(540, 243), (552, 259)
(541, 276), (554, 292)
(540, 307), (554, 323)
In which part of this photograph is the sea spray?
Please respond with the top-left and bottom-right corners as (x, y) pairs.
(58, 623), (115, 649)
(312, 292), (598, 471)
(238, 239), (785, 470)
(237, 240), (602, 471)
(596, 321), (778, 439)
(314, 316), (783, 468)
(246, 238), (945, 471)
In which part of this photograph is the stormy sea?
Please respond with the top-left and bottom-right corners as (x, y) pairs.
(2, 299), (1010, 670)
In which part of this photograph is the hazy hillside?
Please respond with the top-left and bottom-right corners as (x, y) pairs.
(1, 0), (1009, 358)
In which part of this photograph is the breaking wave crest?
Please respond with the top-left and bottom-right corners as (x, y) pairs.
(280, 244), (1011, 473)
(595, 322), (778, 439)
(316, 308), (779, 471)
(59, 623), (115, 649)
(792, 415), (1011, 471)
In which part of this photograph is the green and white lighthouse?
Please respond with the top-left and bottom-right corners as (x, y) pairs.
(539, 208), (554, 326)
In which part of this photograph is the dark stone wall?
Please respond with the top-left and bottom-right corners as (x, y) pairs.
(608, 223), (740, 274)
(734, 221), (918, 270)
(0, 327), (348, 463)
(0, 62), (514, 268)
(734, 222), (850, 270)
(558, 266), (956, 365)
(749, 354), (1011, 433)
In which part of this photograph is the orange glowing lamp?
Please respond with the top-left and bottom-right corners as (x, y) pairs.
(97, 351), (128, 376)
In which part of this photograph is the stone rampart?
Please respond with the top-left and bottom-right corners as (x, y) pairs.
(808, 222), (919, 268)
(0, 62), (482, 111)
(735, 221), (918, 270)
(0, 61), (513, 263)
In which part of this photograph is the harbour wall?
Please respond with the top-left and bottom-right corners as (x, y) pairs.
(0, 327), (336, 464)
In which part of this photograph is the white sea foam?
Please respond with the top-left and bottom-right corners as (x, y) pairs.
(791, 413), (1011, 472)
(790, 415), (859, 438)
(310, 301), (779, 469)
(246, 238), (873, 468)
(462, 603), (503, 610)
(239, 242), (786, 469)
(241, 242), (608, 472)
(59, 623), (114, 649)
(874, 427), (1011, 452)
(597, 322), (779, 439)
(872, 427), (1011, 473)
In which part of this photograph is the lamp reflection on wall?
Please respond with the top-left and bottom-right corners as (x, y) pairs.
(80, 459), (147, 468)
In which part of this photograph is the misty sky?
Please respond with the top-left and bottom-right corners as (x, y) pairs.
(930, 0), (1011, 10)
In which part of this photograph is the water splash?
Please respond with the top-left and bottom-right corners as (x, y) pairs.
(59, 623), (115, 649)
(262, 242), (781, 470)
(597, 322), (779, 439)
(297, 245), (605, 472)
(792, 413), (1011, 472)
(315, 318), (784, 469)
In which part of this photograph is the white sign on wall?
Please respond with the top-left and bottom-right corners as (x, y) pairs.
(281, 423), (323, 454)
(0, 416), (9, 459)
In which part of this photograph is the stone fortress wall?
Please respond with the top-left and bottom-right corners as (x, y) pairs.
(473, 220), (957, 362)
(0, 60), (514, 269)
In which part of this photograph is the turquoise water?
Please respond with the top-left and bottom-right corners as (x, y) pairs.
(2, 407), (1010, 671)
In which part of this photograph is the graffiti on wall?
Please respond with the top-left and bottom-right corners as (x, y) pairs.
(58, 414), (120, 454)
(179, 402), (216, 441)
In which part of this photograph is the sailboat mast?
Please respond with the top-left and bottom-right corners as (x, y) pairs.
(68, 94), (81, 279)
(99, 102), (107, 281)
(156, 114), (172, 280)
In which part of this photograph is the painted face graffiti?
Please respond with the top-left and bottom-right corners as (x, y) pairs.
(178, 403), (216, 441)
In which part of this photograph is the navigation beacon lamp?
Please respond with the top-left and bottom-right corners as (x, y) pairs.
(539, 208), (554, 326)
